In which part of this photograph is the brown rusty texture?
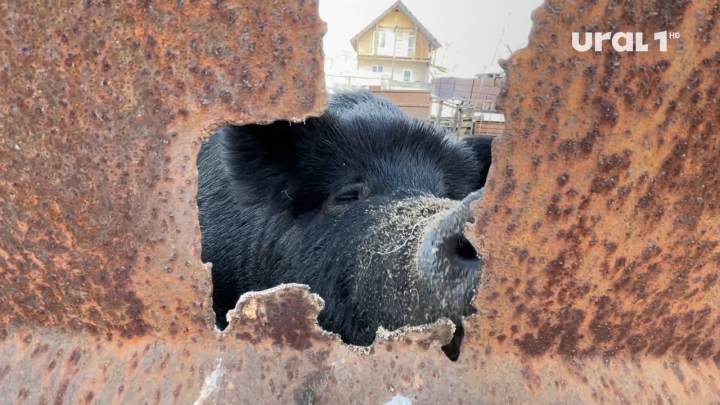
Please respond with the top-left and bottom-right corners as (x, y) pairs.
(0, 0), (326, 338)
(1, 0), (720, 404)
(467, 0), (720, 400)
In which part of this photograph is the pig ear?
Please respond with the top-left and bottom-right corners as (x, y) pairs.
(462, 135), (495, 190)
(217, 121), (303, 208)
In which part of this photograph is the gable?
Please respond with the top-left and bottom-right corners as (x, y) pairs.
(350, 1), (441, 51)
(377, 10), (415, 29)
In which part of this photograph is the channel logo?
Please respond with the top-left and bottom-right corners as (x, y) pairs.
(572, 31), (679, 52)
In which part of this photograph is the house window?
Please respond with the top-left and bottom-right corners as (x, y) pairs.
(402, 69), (412, 82)
(407, 35), (416, 57)
(373, 31), (386, 48)
(372, 65), (384, 73)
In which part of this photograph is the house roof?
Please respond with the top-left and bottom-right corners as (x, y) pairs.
(349, 1), (441, 49)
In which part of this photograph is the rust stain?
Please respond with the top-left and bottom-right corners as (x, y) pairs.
(1, 0), (720, 403)
(468, 0), (720, 371)
(0, 0), (327, 340)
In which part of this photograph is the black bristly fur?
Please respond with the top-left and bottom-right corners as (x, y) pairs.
(197, 90), (495, 346)
(461, 134), (495, 190)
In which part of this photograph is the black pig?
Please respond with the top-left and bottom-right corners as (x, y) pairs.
(197, 91), (494, 354)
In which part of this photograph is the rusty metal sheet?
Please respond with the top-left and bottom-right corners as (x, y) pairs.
(465, 0), (720, 401)
(1, 0), (720, 404)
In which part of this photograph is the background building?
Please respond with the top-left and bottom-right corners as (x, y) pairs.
(349, 1), (442, 89)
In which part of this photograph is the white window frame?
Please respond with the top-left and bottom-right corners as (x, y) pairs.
(371, 65), (384, 73)
(402, 69), (412, 82)
(407, 35), (416, 57)
(373, 31), (386, 48)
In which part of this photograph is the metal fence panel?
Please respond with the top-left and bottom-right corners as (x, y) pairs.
(1, 0), (719, 404)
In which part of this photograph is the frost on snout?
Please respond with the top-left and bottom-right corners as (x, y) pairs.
(417, 189), (485, 287)
(354, 190), (485, 333)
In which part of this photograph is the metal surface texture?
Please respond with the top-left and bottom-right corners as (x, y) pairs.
(0, 0), (719, 404)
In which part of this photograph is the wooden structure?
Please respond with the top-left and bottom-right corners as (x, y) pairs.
(366, 88), (504, 136)
(431, 100), (505, 136)
(431, 74), (506, 136)
(350, 1), (441, 86)
(369, 86), (432, 120)
(472, 120), (504, 136)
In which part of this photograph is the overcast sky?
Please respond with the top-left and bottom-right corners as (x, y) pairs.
(319, 0), (545, 77)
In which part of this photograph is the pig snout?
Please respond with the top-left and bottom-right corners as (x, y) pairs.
(417, 189), (485, 284)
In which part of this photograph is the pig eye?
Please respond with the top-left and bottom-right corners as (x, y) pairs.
(333, 183), (363, 204)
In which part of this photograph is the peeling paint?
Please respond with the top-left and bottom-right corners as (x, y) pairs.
(195, 359), (223, 405)
(385, 395), (413, 405)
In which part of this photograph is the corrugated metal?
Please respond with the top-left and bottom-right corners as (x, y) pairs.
(432, 77), (505, 101)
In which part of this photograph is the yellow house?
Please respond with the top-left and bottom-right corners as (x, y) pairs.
(350, 1), (441, 85)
